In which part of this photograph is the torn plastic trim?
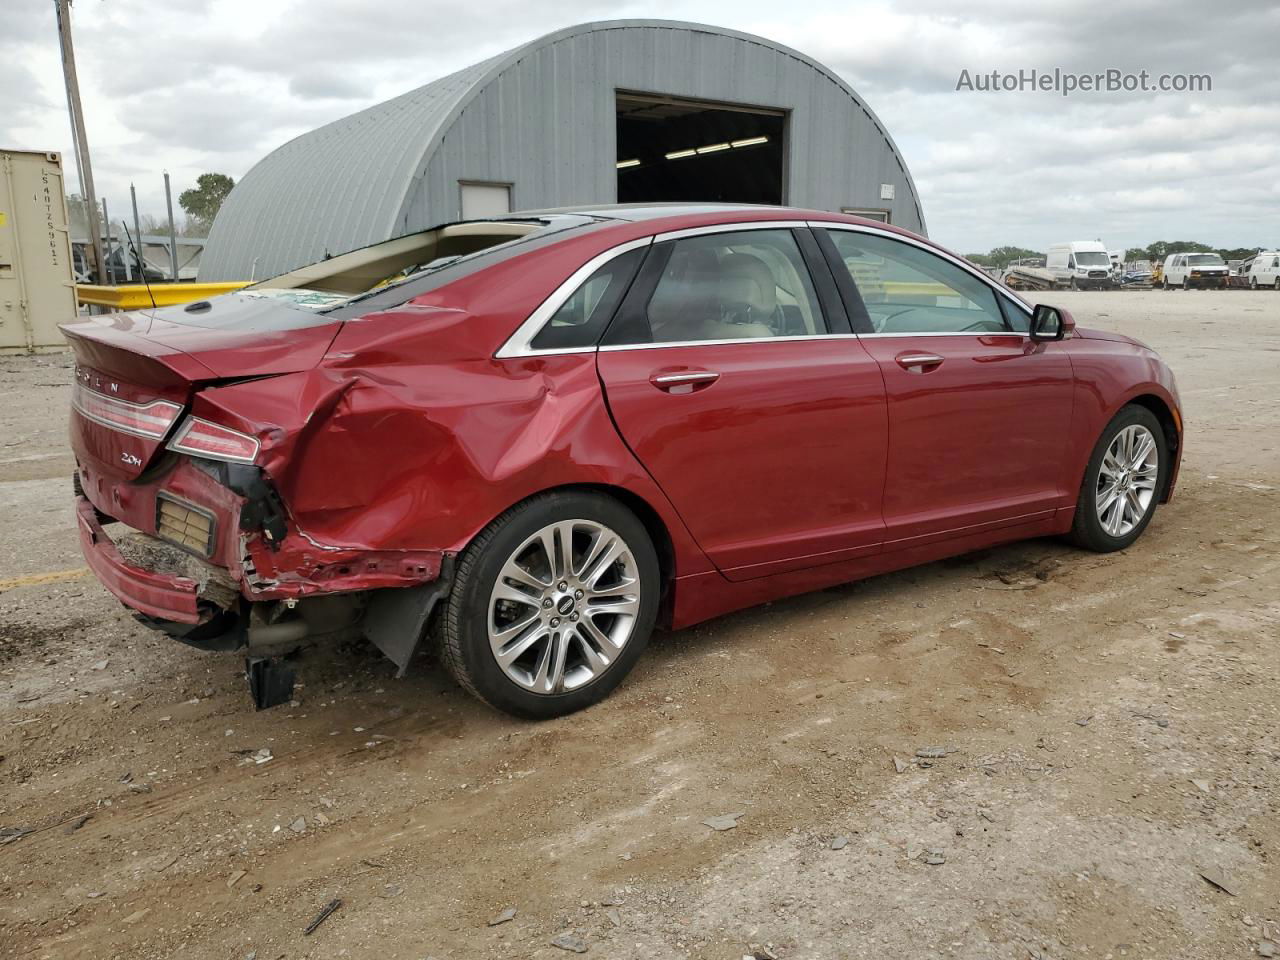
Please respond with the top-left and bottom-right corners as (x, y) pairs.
(187, 455), (288, 546)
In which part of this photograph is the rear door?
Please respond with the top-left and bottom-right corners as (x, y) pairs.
(595, 224), (888, 581)
(815, 225), (1075, 548)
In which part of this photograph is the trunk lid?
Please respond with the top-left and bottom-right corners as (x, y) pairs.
(61, 293), (342, 482)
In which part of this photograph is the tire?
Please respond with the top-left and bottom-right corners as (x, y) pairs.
(1162, 277), (1170, 290)
(1069, 405), (1169, 552)
(1070, 278), (1079, 291)
(1183, 277), (1191, 291)
(1274, 277), (1280, 291)
(1251, 277), (1258, 289)
(440, 490), (660, 719)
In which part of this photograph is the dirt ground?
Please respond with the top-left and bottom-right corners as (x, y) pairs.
(1, 289), (1278, 960)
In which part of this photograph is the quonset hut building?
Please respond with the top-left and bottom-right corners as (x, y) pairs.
(200, 20), (926, 281)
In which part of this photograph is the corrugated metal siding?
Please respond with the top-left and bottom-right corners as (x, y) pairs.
(200, 51), (512, 280)
(201, 20), (925, 281)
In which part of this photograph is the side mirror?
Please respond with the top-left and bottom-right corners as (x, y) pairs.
(1030, 304), (1075, 342)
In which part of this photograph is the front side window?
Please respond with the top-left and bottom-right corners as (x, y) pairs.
(624, 229), (825, 345)
(824, 230), (1009, 334)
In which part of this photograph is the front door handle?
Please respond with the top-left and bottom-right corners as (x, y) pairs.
(650, 370), (720, 393)
(895, 351), (944, 371)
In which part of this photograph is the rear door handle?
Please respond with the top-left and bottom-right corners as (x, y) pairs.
(895, 352), (944, 370)
(650, 370), (720, 393)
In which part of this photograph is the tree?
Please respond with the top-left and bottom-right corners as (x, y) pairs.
(178, 173), (235, 233)
(963, 245), (1044, 269)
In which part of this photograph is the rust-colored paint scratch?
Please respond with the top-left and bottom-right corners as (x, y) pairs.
(0, 568), (89, 592)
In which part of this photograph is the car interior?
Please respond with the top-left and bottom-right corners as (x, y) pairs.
(247, 220), (545, 302)
(646, 232), (823, 343)
(828, 232), (1009, 334)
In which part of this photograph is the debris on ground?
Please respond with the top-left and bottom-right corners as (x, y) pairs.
(63, 814), (91, 834)
(830, 835), (849, 850)
(289, 816), (306, 833)
(702, 812), (744, 831)
(303, 898), (342, 935)
(924, 849), (946, 865)
(914, 746), (953, 759)
(1257, 942), (1276, 958)
(893, 756), (910, 773)
(488, 907), (517, 926)
(550, 932), (589, 953)
(226, 870), (246, 888)
(1197, 866), (1238, 896)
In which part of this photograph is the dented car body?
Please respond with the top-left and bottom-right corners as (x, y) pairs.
(64, 206), (1183, 716)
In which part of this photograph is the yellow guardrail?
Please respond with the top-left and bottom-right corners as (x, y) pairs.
(75, 282), (251, 310)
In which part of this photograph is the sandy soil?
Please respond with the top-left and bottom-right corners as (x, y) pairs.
(1, 289), (1278, 960)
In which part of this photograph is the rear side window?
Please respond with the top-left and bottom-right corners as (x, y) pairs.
(529, 247), (644, 351)
(608, 229), (826, 346)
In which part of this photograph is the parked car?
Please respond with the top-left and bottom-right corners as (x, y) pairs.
(61, 206), (1183, 717)
(1162, 252), (1229, 289)
(1248, 251), (1280, 289)
(1121, 260), (1153, 286)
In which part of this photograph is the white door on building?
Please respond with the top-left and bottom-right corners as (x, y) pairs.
(460, 182), (512, 219)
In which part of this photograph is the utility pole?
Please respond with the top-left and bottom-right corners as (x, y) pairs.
(54, 0), (105, 285)
(163, 172), (179, 281)
(130, 183), (143, 278)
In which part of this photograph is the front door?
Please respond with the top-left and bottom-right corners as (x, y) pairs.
(596, 226), (888, 580)
(818, 226), (1076, 547)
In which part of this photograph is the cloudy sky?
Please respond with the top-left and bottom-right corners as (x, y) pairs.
(4, 0), (1277, 253)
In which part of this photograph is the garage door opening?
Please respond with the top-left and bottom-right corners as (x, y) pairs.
(616, 92), (786, 205)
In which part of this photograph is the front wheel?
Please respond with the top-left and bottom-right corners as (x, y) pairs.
(1069, 406), (1168, 552)
(440, 491), (660, 719)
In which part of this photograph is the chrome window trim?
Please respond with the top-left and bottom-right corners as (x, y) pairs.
(651, 220), (810, 243)
(494, 236), (654, 359)
(807, 220), (1035, 322)
(598, 333), (861, 352)
(855, 330), (1030, 339)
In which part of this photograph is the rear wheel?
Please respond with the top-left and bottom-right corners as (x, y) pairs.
(441, 491), (660, 719)
(1069, 406), (1168, 552)
(1251, 277), (1258, 289)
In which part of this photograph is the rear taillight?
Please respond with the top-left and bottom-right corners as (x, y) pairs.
(167, 417), (260, 464)
(71, 382), (182, 439)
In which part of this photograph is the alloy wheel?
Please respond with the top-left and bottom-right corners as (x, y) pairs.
(1094, 424), (1160, 537)
(487, 519), (642, 694)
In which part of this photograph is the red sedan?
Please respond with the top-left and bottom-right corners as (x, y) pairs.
(62, 206), (1182, 716)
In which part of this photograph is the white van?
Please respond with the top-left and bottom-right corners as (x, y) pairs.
(1162, 252), (1228, 290)
(1046, 241), (1113, 289)
(1248, 251), (1280, 289)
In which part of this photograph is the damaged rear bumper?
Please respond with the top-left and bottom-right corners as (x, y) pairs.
(77, 498), (202, 624)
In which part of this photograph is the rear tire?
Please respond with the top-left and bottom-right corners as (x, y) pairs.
(440, 491), (660, 719)
(1069, 405), (1169, 553)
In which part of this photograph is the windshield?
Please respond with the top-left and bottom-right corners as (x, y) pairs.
(1187, 254), (1224, 266)
(1074, 252), (1110, 266)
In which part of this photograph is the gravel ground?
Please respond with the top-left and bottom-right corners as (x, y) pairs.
(1, 289), (1278, 960)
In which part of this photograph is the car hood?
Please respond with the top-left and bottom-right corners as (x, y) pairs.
(1073, 326), (1155, 351)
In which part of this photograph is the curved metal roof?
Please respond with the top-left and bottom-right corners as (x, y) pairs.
(202, 20), (925, 281)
